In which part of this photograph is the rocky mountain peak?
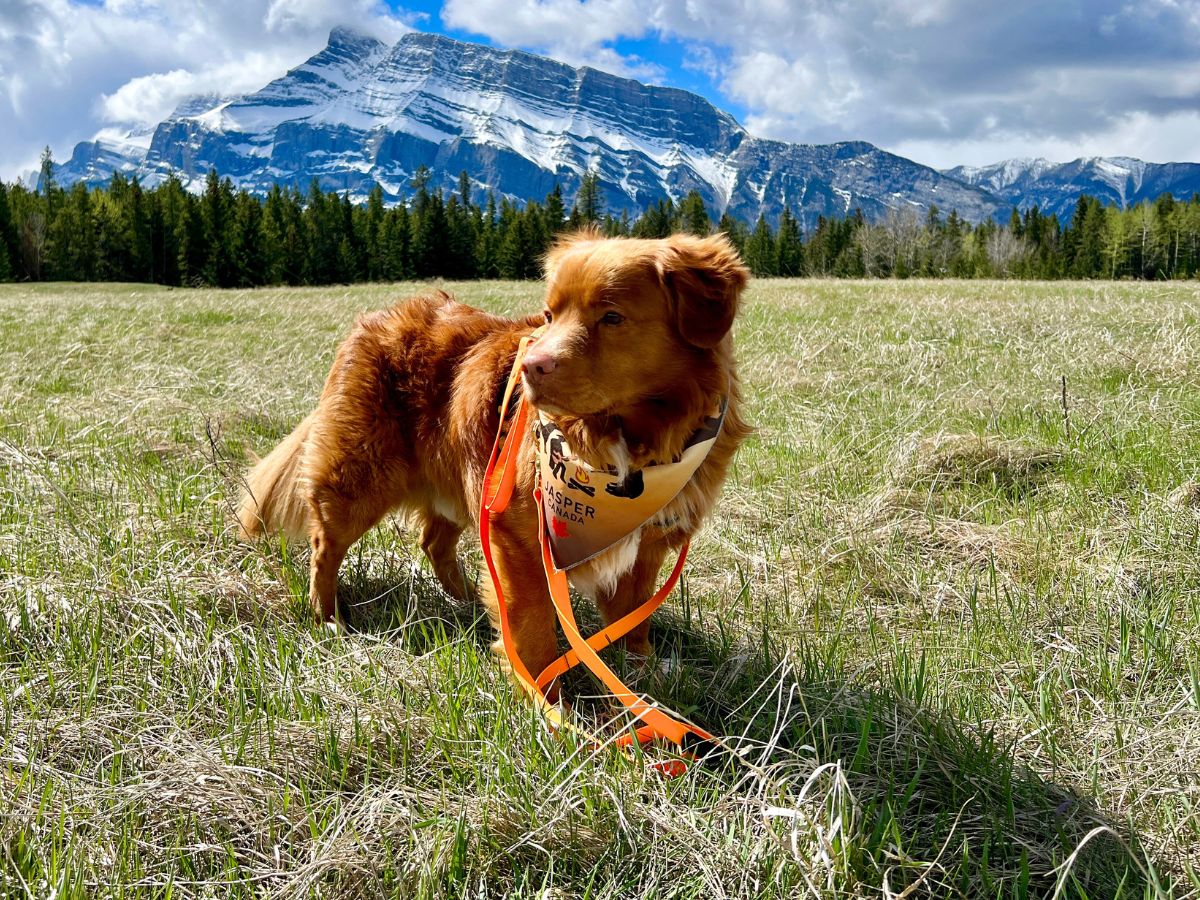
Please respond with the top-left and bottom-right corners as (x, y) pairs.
(61, 28), (1200, 226)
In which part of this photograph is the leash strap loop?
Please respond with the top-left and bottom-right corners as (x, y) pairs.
(478, 328), (719, 774)
(532, 539), (689, 692)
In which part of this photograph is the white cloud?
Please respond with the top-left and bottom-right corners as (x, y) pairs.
(724, 51), (862, 128)
(893, 110), (1200, 171)
(0, 0), (410, 178)
(681, 44), (719, 79)
(441, 0), (663, 79)
(99, 69), (209, 125)
(443, 0), (639, 50)
(264, 0), (407, 39)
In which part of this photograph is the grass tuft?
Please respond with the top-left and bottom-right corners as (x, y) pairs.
(903, 432), (1063, 492)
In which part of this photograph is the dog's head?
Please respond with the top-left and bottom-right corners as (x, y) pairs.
(521, 231), (749, 417)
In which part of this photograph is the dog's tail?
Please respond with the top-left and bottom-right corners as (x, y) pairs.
(235, 413), (314, 542)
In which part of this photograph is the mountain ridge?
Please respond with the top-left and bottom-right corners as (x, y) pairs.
(56, 28), (1200, 225)
(943, 155), (1200, 219)
(56, 28), (999, 226)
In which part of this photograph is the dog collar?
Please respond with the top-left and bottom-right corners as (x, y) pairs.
(535, 397), (728, 570)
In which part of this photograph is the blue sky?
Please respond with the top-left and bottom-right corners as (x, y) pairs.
(3, 0), (1200, 178)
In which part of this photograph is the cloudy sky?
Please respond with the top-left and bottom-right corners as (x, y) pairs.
(2, 0), (1199, 179)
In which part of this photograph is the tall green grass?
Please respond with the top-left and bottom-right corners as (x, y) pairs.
(1, 279), (1197, 897)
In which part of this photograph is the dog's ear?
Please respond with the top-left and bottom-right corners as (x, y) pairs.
(658, 233), (750, 349)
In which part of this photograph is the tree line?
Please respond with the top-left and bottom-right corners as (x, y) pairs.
(1, 149), (1199, 285)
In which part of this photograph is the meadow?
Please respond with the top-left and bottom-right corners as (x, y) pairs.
(1, 277), (1199, 898)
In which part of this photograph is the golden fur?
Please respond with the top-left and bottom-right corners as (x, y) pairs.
(236, 231), (752, 692)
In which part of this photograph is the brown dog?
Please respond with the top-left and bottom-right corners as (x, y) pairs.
(236, 231), (751, 688)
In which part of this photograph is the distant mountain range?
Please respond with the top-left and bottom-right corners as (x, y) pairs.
(944, 157), (1200, 219)
(56, 28), (1200, 226)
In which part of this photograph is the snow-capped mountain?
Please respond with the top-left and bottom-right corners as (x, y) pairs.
(59, 28), (1200, 225)
(58, 28), (1000, 226)
(944, 156), (1200, 219)
(942, 158), (1059, 195)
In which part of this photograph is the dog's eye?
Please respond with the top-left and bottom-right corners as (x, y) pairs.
(543, 309), (553, 323)
(601, 311), (625, 326)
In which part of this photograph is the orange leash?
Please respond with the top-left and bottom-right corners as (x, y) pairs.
(479, 329), (721, 774)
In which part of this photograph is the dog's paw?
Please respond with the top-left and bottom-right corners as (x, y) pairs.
(550, 695), (574, 719)
(622, 638), (655, 665)
(657, 655), (680, 677)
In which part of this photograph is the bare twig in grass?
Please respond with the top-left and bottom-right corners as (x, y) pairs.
(1061, 374), (1071, 438)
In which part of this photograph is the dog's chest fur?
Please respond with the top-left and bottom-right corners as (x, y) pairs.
(564, 447), (711, 601)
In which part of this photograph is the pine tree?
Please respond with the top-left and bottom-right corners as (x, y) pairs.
(339, 193), (362, 281)
(199, 169), (235, 286)
(337, 236), (358, 284)
(573, 172), (603, 226)
(38, 146), (57, 198)
(611, 209), (631, 237)
(457, 170), (473, 208)
(544, 184), (566, 235)
(411, 166), (432, 215)
(1008, 206), (1023, 238)
(632, 199), (673, 238)
(1074, 196), (1107, 278)
(743, 215), (776, 276)
(676, 191), (711, 236)
(497, 216), (523, 280)
(364, 184), (386, 280)
(49, 182), (95, 281)
(233, 192), (264, 286)
(525, 201), (550, 270)
(413, 187), (449, 279)
(154, 173), (186, 285)
(774, 208), (804, 276)
(497, 199), (533, 279)
(0, 183), (17, 276)
(280, 186), (306, 285)
(303, 179), (337, 284)
(833, 220), (866, 277)
(475, 192), (499, 278)
(259, 185), (286, 285)
(385, 204), (412, 281)
(717, 212), (747, 253)
(175, 191), (206, 287)
(127, 179), (152, 282)
(92, 182), (128, 281)
(446, 193), (477, 279)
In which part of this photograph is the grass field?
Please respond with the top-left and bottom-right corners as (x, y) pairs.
(2, 278), (1200, 898)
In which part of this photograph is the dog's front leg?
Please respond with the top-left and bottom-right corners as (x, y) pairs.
(479, 513), (562, 701)
(594, 531), (675, 660)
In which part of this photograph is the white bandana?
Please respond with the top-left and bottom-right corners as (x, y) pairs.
(536, 398), (727, 570)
